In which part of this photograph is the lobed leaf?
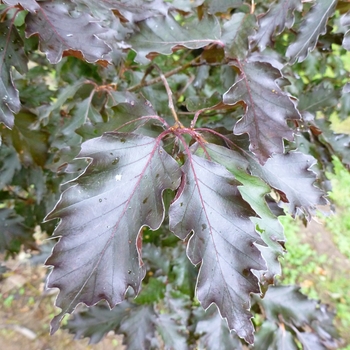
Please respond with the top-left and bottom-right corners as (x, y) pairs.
(25, 1), (111, 64)
(223, 57), (301, 163)
(128, 14), (222, 64)
(251, 0), (302, 51)
(286, 0), (337, 63)
(169, 146), (266, 344)
(0, 22), (27, 128)
(45, 132), (181, 333)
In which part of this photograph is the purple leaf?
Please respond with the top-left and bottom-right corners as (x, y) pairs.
(45, 133), (181, 333)
(169, 150), (266, 344)
(286, 0), (337, 63)
(251, 0), (302, 51)
(25, 1), (111, 64)
(223, 58), (301, 163)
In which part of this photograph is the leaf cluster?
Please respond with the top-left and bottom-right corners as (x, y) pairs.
(1, 0), (350, 348)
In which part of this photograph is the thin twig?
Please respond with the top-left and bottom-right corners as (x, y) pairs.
(152, 64), (183, 126)
(127, 56), (201, 92)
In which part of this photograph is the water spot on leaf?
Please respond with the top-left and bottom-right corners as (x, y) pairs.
(180, 202), (183, 207)
(143, 197), (148, 204)
(99, 198), (102, 202)
(120, 138), (126, 143)
(202, 223), (207, 231)
(156, 173), (159, 178)
(115, 174), (122, 181)
(128, 270), (131, 274)
(112, 158), (119, 165)
(66, 34), (73, 37)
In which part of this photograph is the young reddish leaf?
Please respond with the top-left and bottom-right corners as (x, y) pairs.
(251, 0), (302, 51)
(0, 22), (27, 128)
(128, 14), (222, 64)
(169, 149), (266, 344)
(223, 58), (301, 163)
(45, 133), (181, 333)
(25, 2), (111, 64)
(286, 0), (337, 63)
(249, 152), (327, 218)
(221, 13), (256, 60)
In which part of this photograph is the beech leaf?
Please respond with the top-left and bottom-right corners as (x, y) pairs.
(286, 0), (337, 63)
(169, 148), (266, 344)
(45, 132), (181, 333)
(25, 2), (111, 64)
(223, 58), (301, 163)
(128, 14), (222, 64)
(251, 0), (302, 51)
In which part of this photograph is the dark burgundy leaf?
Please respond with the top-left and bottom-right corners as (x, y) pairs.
(223, 57), (301, 163)
(45, 133), (181, 333)
(169, 147), (266, 344)
(0, 22), (27, 128)
(25, 2), (111, 64)
(251, 0), (302, 51)
(286, 0), (337, 63)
